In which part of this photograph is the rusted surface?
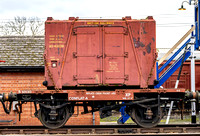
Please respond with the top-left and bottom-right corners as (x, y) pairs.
(161, 60), (200, 90)
(44, 16), (156, 89)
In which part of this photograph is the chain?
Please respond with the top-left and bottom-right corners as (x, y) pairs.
(44, 54), (61, 92)
(146, 52), (158, 86)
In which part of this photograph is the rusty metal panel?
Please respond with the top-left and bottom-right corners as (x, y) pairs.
(45, 17), (157, 89)
(104, 27), (125, 84)
(45, 21), (71, 88)
(161, 62), (190, 89)
(162, 61), (200, 91)
(75, 27), (101, 84)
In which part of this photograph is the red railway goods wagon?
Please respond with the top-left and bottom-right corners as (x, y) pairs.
(0, 16), (196, 129)
(44, 16), (157, 89)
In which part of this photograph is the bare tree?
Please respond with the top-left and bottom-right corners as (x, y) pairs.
(1, 23), (13, 36)
(29, 17), (44, 36)
(1, 16), (44, 36)
(8, 16), (27, 35)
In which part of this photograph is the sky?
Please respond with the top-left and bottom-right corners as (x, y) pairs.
(0, 0), (195, 48)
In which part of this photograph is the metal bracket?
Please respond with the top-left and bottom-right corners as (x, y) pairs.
(73, 75), (77, 81)
(73, 52), (77, 58)
(124, 28), (128, 35)
(189, 56), (196, 59)
(73, 28), (77, 35)
(124, 52), (128, 58)
(125, 75), (129, 81)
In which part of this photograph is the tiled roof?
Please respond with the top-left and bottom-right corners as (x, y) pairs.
(0, 36), (44, 66)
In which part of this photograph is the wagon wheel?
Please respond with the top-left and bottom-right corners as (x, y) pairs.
(38, 106), (70, 129)
(131, 105), (162, 128)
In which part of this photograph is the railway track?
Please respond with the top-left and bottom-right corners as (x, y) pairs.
(0, 124), (200, 135)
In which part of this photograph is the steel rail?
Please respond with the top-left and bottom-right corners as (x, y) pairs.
(0, 124), (200, 135)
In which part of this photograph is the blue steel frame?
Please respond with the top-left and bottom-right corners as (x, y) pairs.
(154, 42), (191, 88)
(117, 102), (130, 124)
(118, 0), (200, 124)
(155, 0), (200, 88)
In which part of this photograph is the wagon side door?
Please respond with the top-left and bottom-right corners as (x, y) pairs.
(75, 27), (102, 85)
(103, 26), (127, 84)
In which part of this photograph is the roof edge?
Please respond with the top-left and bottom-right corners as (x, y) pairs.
(0, 66), (44, 72)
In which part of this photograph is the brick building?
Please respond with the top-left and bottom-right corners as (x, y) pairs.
(0, 36), (100, 126)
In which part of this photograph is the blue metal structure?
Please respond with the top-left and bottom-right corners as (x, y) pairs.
(155, 44), (191, 88)
(117, 102), (130, 124)
(118, 0), (200, 124)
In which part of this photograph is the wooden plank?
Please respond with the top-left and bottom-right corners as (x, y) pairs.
(158, 26), (195, 66)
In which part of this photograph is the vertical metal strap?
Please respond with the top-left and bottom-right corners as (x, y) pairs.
(124, 19), (144, 86)
(58, 18), (78, 89)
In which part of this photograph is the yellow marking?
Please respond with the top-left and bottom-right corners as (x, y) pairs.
(100, 22), (106, 25)
(57, 34), (64, 37)
(49, 45), (64, 48)
(49, 41), (64, 43)
(100, 22), (114, 25)
(51, 59), (59, 61)
(86, 22), (114, 25)
(106, 70), (120, 73)
(87, 22), (92, 25)
(49, 34), (64, 38)
(47, 63), (51, 66)
(106, 71), (114, 73)
(49, 38), (55, 40)
(107, 61), (120, 72)
(107, 22), (114, 24)
(95, 74), (99, 83)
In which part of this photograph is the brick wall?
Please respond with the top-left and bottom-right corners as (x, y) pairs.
(0, 71), (100, 126)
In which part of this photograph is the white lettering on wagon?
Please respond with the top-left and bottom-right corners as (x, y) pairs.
(86, 92), (116, 95)
(122, 93), (132, 100)
(69, 97), (88, 100)
(18, 90), (32, 94)
(125, 93), (131, 97)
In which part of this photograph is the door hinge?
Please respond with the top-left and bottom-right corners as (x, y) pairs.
(73, 28), (77, 35)
(73, 75), (77, 81)
(73, 52), (77, 58)
(125, 75), (129, 81)
(124, 28), (128, 35)
(124, 52), (128, 58)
